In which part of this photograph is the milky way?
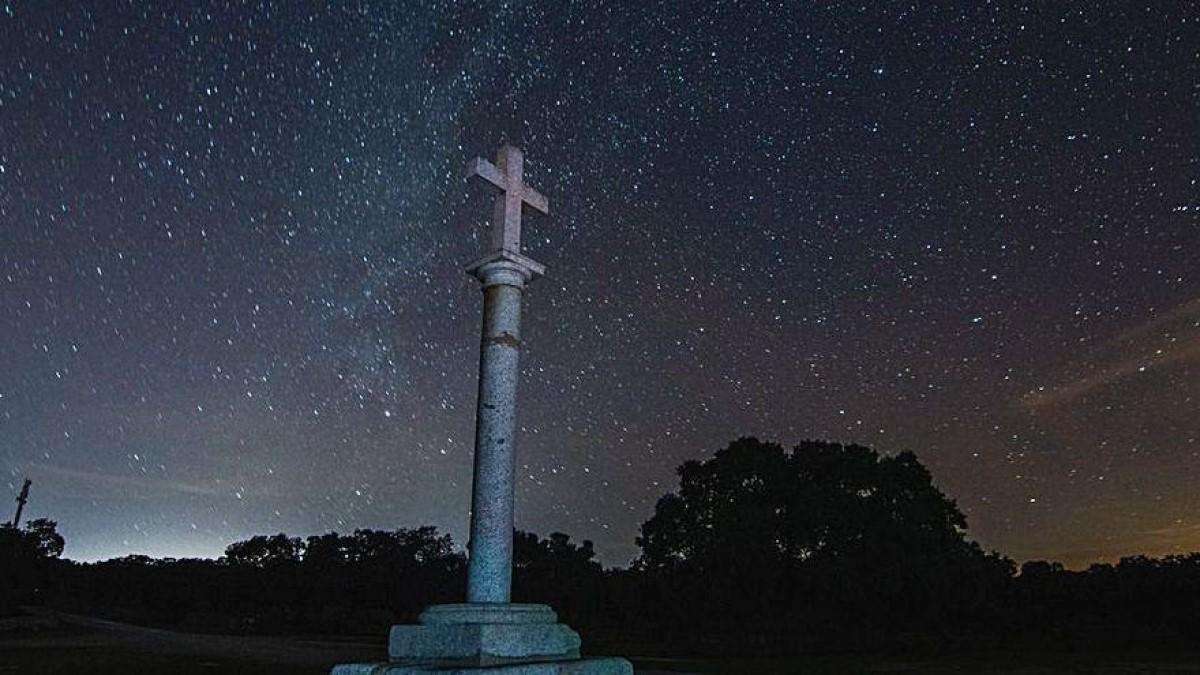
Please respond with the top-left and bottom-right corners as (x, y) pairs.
(1, 2), (1198, 568)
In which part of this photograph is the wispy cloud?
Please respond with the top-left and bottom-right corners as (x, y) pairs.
(26, 462), (273, 500)
(1022, 297), (1200, 411)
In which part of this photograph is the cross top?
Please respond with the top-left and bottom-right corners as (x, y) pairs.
(466, 144), (549, 256)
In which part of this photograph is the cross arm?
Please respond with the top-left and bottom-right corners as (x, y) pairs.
(465, 157), (505, 190)
(523, 186), (549, 215)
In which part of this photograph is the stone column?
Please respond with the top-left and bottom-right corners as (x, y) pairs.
(466, 257), (535, 604)
(332, 143), (632, 673)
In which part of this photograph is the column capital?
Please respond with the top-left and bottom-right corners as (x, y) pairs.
(466, 249), (546, 288)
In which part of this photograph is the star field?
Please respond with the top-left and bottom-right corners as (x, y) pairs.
(1, 2), (1198, 568)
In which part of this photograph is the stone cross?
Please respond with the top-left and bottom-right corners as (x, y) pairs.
(331, 144), (631, 673)
(462, 144), (549, 604)
(466, 144), (549, 256)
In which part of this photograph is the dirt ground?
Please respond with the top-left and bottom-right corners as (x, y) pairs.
(3, 611), (1200, 674)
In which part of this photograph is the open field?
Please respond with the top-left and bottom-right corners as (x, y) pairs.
(6, 644), (1200, 674)
(657, 652), (1200, 674)
(3, 612), (1200, 674)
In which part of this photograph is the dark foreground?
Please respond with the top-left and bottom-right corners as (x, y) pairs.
(3, 612), (1200, 674)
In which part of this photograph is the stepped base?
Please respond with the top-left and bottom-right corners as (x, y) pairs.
(331, 604), (631, 675)
(331, 656), (632, 674)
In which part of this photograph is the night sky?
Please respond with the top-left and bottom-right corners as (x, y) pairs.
(1, 2), (1197, 569)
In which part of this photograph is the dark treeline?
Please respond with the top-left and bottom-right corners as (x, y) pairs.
(3, 438), (1199, 655)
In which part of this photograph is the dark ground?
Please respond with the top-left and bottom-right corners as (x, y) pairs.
(3, 611), (1200, 674)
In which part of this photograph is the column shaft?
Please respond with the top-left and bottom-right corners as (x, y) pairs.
(466, 275), (524, 603)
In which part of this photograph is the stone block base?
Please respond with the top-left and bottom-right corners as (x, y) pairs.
(388, 621), (582, 662)
(331, 604), (631, 675)
(331, 656), (632, 674)
(387, 604), (579, 662)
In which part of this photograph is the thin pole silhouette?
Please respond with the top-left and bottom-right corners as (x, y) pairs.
(10, 478), (30, 529)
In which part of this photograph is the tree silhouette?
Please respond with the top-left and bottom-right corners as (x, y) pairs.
(303, 531), (349, 569)
(0, 519), (65, 612)
(513, 530), (606, 627)
(636, 437), (1013, 649)
(23, 519), (65, 559)
(17, 437), (1200, 655)
(223, 533), (303, 568)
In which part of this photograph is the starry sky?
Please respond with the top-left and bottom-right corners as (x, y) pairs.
(1, 2), (1197, 569)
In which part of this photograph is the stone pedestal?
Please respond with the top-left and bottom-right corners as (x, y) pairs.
(332, 658), (630, 674)
(331, 603), (632, 674)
